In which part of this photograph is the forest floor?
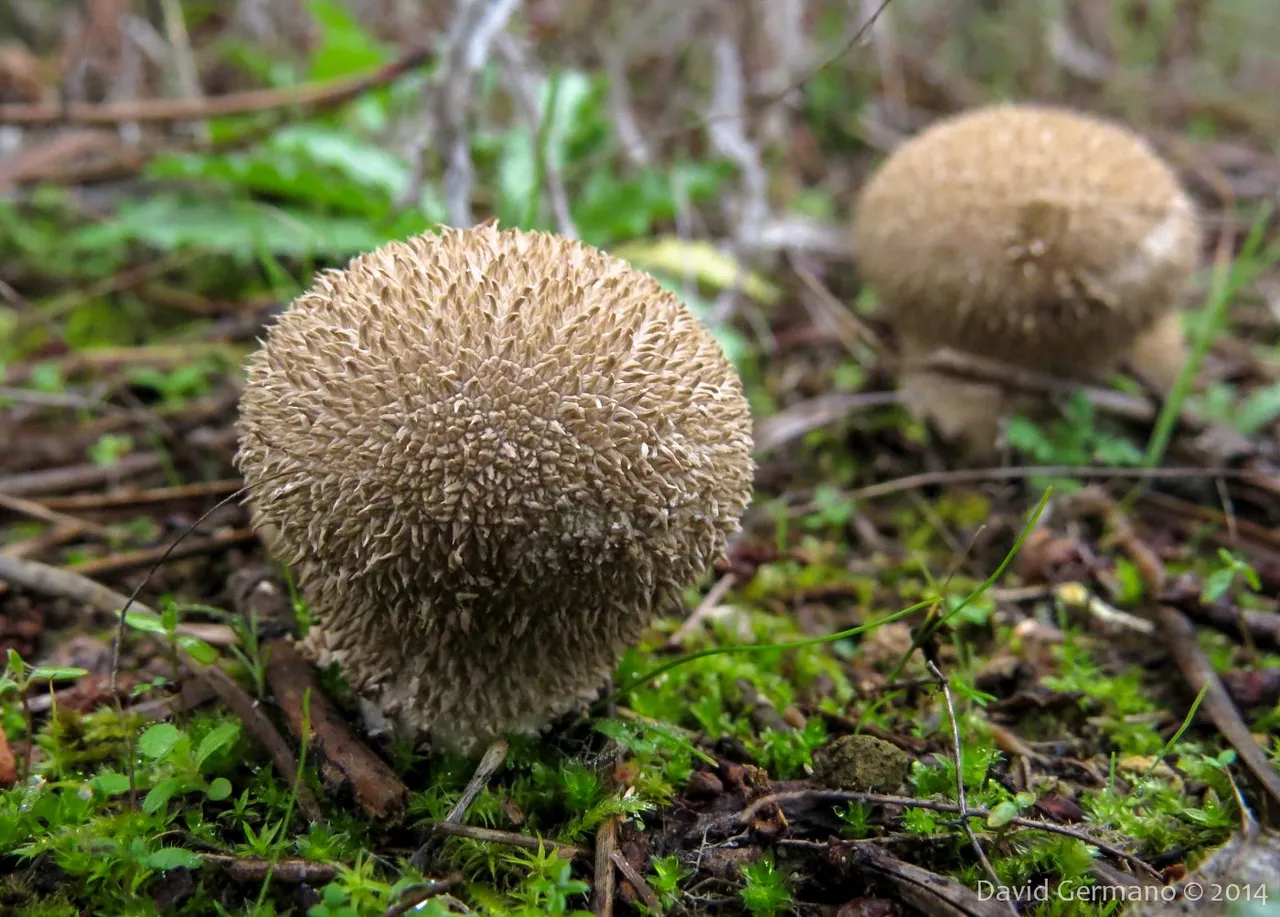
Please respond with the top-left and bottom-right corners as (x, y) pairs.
(2, 2), (1280, 916)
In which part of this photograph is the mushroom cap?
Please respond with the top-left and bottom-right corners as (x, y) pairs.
(851, 103), (1201, 376)
(234, 226), (755, 754)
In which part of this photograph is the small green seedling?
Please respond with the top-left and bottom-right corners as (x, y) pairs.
(1, 650), (89, 782)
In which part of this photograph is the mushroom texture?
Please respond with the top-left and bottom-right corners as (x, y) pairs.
(851, 103), (1202, 454)
(234, 226), (754, 755)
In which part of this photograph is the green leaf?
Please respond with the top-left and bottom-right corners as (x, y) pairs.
(26, 666), (88, 682)
(177, 635), (219, 665)
(305, 0), (390, 81)
(137, 723), (184, 760)
(92, 771), (132, 796)
(1201, 566), (1236, 604)
(123, 609), (168, 635)
(986, 799), (1020, 829)
(73, 197), (391, 259)
(142, 776), (191, 815)
(205, 777), (232, 801)
(146, 846), (203, 871)
(196, 723), (241, 768)
(1232, 382), (1280, 434)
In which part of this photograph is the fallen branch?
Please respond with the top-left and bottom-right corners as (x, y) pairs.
(1157, 604), (1280, 808)
(0, 46), (433, 125)
(227, 566), (408, 822)
(610, 851), (660, 914)
(0, 453), (164, 498)
(41, 480), (243, 512)
(0, 492), (110, 539)
(786, 465), (1255, 515)
(666, 573), (738, 649)
(383, 875), (464, 917)
(593, 813), (619, 917)
(68, 528), (258, 579)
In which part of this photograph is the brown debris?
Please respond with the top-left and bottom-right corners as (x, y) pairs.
(0, 724), (16, 789)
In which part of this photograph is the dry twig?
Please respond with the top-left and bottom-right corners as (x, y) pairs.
(228, 567), (409, 822)
(429, 821), (583, 859)
(0, 46), (433, 125)
(926, 659), (1013, 911)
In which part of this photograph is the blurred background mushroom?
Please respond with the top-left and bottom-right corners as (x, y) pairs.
(234, 225), (755, 756)
(851, 102), (1204, 457)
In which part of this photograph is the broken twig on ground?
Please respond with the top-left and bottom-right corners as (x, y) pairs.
(228, 566), (408, 821)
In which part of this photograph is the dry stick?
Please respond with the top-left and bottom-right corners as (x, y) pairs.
(382, 875), (465, 917)
(753, 392), (901, 455)
(410, 739), (511, 870)
(0, 525), (85, 560)
(918, 348), (1162, 425)
(1139, 489), (1280, 554)
(199, 854), (338, 885)
(41, 479), (243, 512)
(609, 851), (661, 914)
(593, 813), (619, 917)
(926, 659), (1014, 915)
(428, 822), (583, 859)
(0, 45), (434, 125)
(735, 790), (1158, 878)
(66, 527), (257, 579)
(446, 739), (509, 825)
(847, 842), (1010, 917)
(1166, 590), (1280, 652)
(0, 453), (164, 498)
(229, 568), (408, 821)
(0, 492), (110, 538)
(665, 572), (739, 648)
(0, 554), (322, 822)
(1158, 604), (1280, 809)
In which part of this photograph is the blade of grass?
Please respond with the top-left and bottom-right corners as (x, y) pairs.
(1141, 203), (1275, 470)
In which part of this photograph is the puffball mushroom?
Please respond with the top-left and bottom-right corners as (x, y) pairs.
(851, 103), (1202, 454)
(234, 226), (755, 755)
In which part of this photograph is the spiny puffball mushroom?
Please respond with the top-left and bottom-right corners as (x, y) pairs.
(234, 225), (754, 754)
(851, 102), (1202, 454)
